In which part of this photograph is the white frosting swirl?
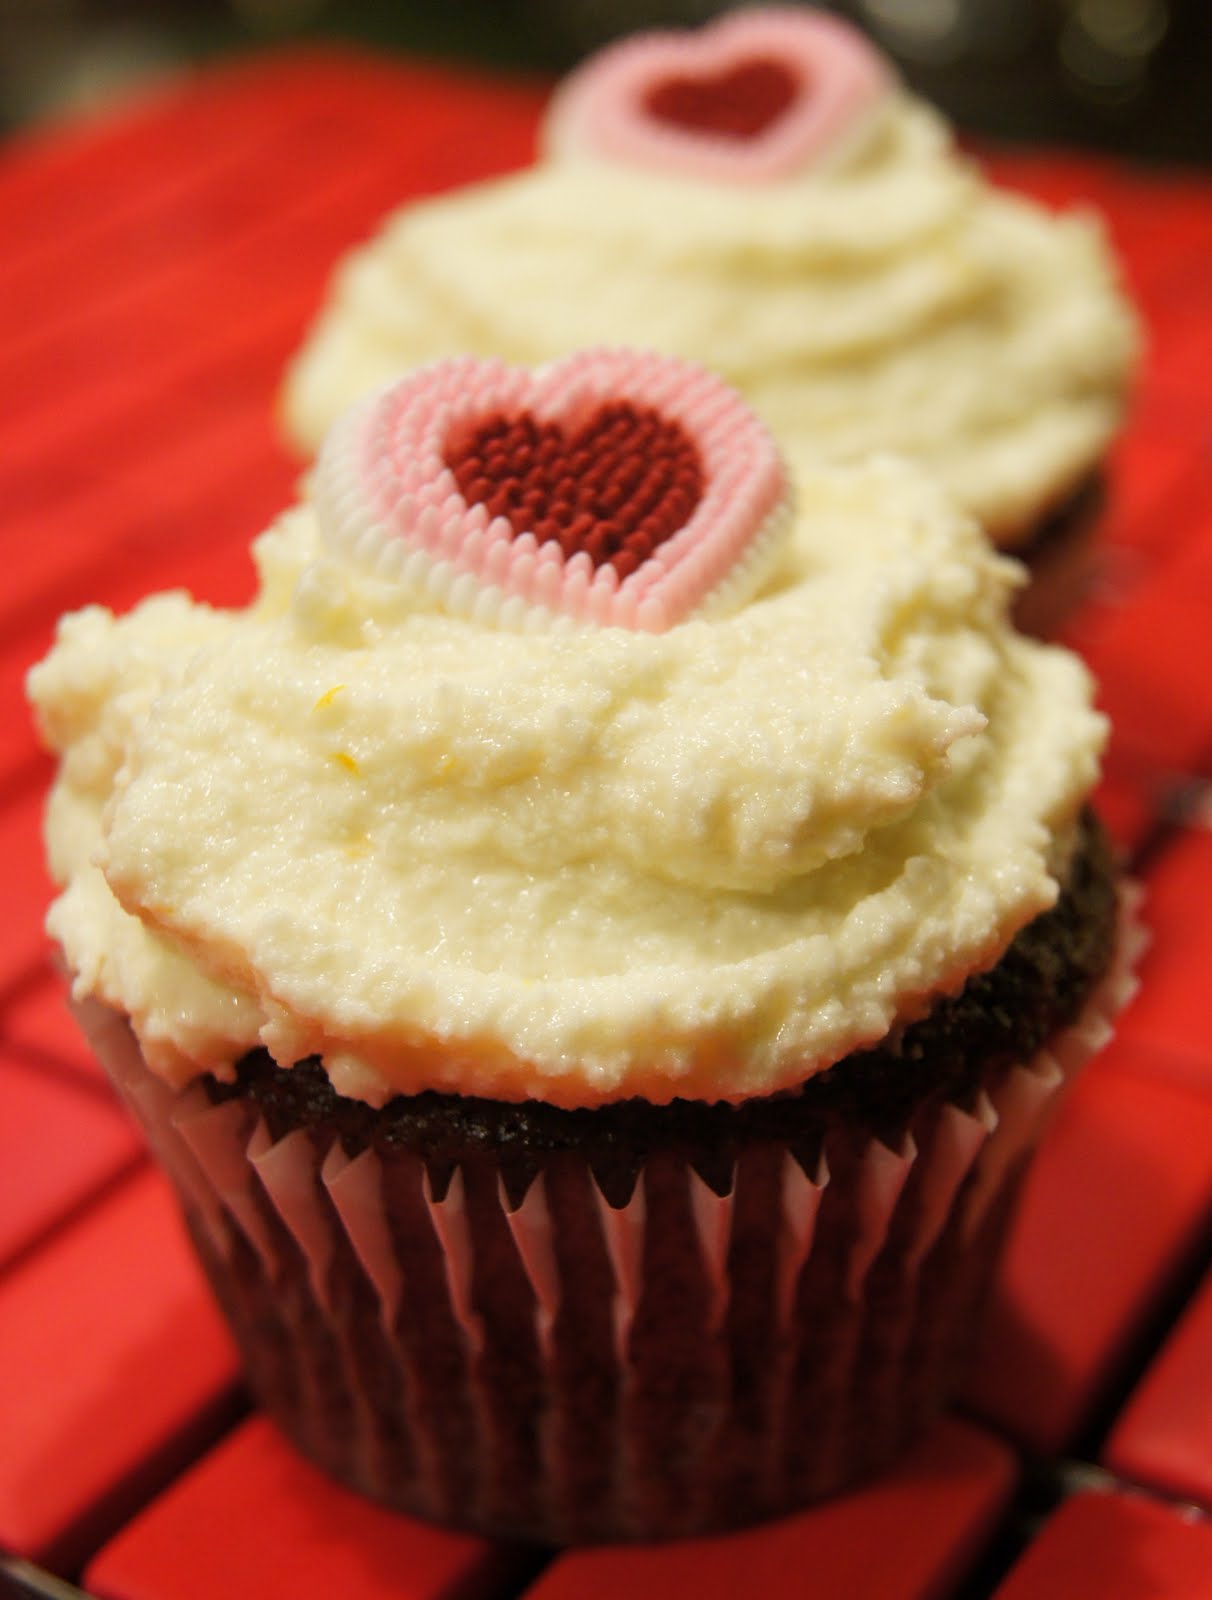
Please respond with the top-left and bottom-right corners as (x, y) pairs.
(30, 445), (1104, 1107)
(282, 96), (1138, 544)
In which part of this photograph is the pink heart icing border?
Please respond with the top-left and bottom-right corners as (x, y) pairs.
(544, 6), (895, 183)
(313, 349), (791, 633)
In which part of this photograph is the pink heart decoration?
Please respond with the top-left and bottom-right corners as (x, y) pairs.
(644, 57), (802, 142)
(314, 349), (790, 632)
(544, 7), (894, 183)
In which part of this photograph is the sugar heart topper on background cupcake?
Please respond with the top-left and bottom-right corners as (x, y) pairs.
(314, 348), (791, 632)
(544, 5), (896, 182)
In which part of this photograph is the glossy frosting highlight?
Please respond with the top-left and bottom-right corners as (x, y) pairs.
(30, 433), (1105, 1108)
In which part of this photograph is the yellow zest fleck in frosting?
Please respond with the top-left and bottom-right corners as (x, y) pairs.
(29, 428), (1105, 1108)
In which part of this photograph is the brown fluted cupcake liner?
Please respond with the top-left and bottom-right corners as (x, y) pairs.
(72, 899), (1141, 1544)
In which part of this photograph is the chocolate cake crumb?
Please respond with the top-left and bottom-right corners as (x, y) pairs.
(205, 810), (1116, 1208)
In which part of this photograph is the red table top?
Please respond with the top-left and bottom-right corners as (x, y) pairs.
(3, 44), (1212, 1600)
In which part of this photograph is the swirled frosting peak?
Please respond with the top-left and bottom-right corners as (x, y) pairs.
(316, 351), (790, 632)
(30, 422), (1105, 1109)
(281, 12), (1138, 547)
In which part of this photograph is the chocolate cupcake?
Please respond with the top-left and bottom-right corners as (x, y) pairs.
(281, 6), (1138, 602)
(31, 350), (1134, 1542)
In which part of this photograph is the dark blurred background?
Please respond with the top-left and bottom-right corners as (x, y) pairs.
(0, 0), (1209, 162)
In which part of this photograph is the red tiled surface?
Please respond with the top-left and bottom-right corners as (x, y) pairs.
(1095, 428), (1207, 573)
(1090, 749), (1162, 858)
(2, 43), (1212, 1600)
(0, 1052), (142, 1269)
(990, 1492), (1212, 1600)
(85, 1417), (526, 1600)
(525, 1420), (1014, 1600)
(0, 1168), (240, 1571)
(1064, 540), (1212, 778)
(0, 976), (109, 1083)
(0, 791), (55, 996)
(1103, 1265), (1212, 1507)
(964, 1047), (1212, 1456)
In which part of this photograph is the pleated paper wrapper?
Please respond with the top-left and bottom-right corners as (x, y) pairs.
(72, 901), (1142, 1543)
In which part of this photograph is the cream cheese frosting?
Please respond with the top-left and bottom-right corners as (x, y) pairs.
(30, 439), (1105, 1108)
(281, 93), (1138, 546)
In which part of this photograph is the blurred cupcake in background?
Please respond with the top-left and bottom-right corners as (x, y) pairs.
(281, 6), (1139, 629)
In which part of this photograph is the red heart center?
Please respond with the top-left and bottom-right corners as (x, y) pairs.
(446, 402), (704, 580)
(643, 56), (801, 141)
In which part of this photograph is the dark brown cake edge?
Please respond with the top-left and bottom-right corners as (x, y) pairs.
(206, 808), (1118, 1208)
